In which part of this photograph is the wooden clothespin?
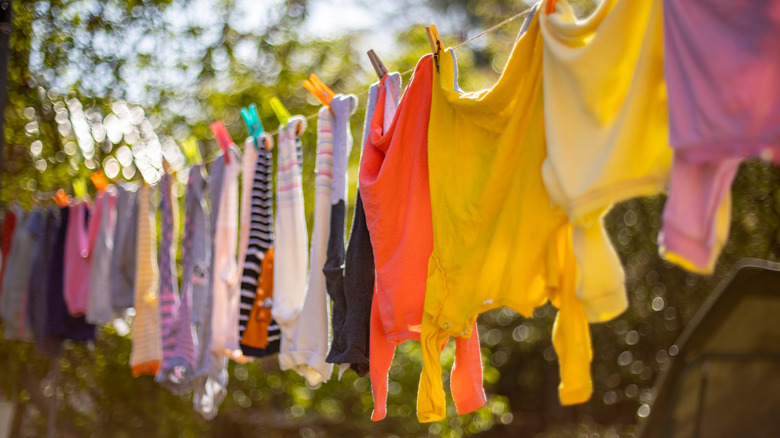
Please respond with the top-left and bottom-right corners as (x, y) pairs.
(210, 121), (234, 164)
(302, 74), (335, 108)
(545, 0), (558, 14)
(367, 49), (388, 80)
(269, 97), (291, 127)
(241, 103), (265, 151)
(425, 24), (443, 72)
(90, 170), (110, 192)
(53, 189), (70, 207)
(181, 136), (203, 165)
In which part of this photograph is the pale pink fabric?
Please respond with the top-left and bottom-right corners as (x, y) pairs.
(64, 202), (100, 317)
(660, 0), (780, 270)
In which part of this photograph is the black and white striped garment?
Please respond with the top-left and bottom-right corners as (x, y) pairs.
(238, 138), (281, 357)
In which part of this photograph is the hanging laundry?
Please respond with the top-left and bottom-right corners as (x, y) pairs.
(326, 73), (401, 378)
(238, 133), (280, 358)
(130, 184), (162, 376)
(63, 201), (99, 317)
(539, 0), (671, 322)
(193, 151), (231, 420)
(0, 209), (40, 340)
(87, 189), (117, 324)
(658, 0), (780, 273)
(359, 54), (485, 422)
(279, 106), (336, 386)
(241, 247), (278, 353)
(26, 209), (60, 355)
(111, 185), (139, 312)
(272, 116), (310, 375)
(156, 172), (187, 392)
(158, 165), (206, 394)
(420, 7), (592, 422)
(210, 144), (243, 360)
(0, 208), (18, 300)
(44, 206), (95, 345)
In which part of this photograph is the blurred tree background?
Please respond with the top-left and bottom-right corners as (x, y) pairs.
(1, 0), (780, 436)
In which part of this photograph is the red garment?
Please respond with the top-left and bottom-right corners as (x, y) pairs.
(0, 210), (18, 300)
(359, 55), (485, 421)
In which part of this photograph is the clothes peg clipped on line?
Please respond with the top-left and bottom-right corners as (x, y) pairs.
(303, 74), (335, 108)
(425, 24), (443, 72)
(72, 178), (88, 200)
(53, 189), (71, 207)
(210, 120), (234, 164)
(367, 49), (388, 80)
(269, 97), (292, 127)
(241, 103), (265, 151)
(90, 170), (110, 193)
(181, 136), (203, 165)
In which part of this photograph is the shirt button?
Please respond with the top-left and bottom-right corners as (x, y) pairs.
(443, 322), (449, 329)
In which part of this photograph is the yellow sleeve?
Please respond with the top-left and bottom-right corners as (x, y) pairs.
(417, 312), (451, 422)
(572, 209), (627, 323)
(550, 225), (593, 405)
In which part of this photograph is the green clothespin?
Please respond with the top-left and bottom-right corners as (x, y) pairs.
(181, 136), (203, 165)
(72, 178), (87, 199)
(269, 97), (291, 127)
(241, 103), (265, 150)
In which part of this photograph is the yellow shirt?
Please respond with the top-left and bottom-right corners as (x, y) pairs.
(418, 11), (591, 422)
(539, 0), (672, 322)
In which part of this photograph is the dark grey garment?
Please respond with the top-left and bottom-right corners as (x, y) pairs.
(326, 194), (373, 376)
(110, 185), (139, 310)
(0, 209), (39, 340)
(27, 209), (61, 355)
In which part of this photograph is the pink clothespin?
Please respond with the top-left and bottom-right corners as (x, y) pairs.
(210, 121), (234, 164)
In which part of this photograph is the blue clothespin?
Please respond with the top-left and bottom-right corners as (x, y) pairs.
(241, 103), (265, 150)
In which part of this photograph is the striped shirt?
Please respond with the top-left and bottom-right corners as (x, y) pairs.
(238, 133), (280, 357)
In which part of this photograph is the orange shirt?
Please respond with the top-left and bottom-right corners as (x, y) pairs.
(359, 55), (485, 421)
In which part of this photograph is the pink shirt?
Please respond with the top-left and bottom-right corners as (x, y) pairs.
(664, 0), (780, 161)
(63, 201), (100, 317)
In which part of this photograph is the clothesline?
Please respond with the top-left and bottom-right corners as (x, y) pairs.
(202, 6), (535, 165)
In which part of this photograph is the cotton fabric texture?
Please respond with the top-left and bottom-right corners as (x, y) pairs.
(278, 106), (336, 386)
(359, 55), (485, 422)
(327, 74), (401, 377)
(540, 0), (671, 322)
(658, 0), (780, 273)
(273, 116), (310, 373)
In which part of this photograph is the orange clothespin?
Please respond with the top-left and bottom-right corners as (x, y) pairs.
(210, 121), (234, 164)
(53, 189), (70, 207)
(425, 24), (443, 72)
(302, 74), (335, 108)
(90, 170), (110, 192)
(545, 0), (558, 14)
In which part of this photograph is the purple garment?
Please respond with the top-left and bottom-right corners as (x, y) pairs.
(659, 0), (780, 272)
